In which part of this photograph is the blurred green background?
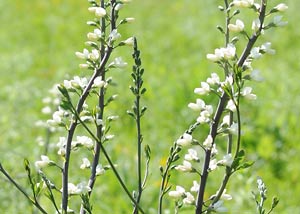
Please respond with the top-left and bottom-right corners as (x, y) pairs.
(0, 0), (299, 213)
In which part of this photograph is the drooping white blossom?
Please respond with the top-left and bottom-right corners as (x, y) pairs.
(184, 149), (199, 162)
(228, 19), (245, 32)
(175, 160), (193, 172)
(168, 186), (186, 199)
(176, 133), (193, 147)
(35, 155), (52, 169)
(273, 3), (288, 12)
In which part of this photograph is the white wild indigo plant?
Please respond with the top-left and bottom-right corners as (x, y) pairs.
(0, 0), (287, 213)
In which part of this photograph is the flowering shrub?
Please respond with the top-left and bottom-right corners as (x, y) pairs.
(0, 0), (287, 213)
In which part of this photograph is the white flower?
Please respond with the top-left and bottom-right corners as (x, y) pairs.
(42, 106), (52, 114)
(203, 135), (213, 149)
(222, 114), (231, 126)
(188, 98), (206, 111)
(211, 144), (218, 156)
(211, 200), (228, 212)
(190, 180), (200, 192)
(176, 133), (193, 147)
(228, 19), (245, 32)
(121, 37), (134, 46)
(229, 123), (239, 135)
(93, 76), (105, 88)
(272, 15), (288, 27)
(260, 42), (275, 55)
(197, 105), (213, 124)
(57, 137), (67, 156)
(241, 87), (257, 100)
(207, 44), (236, 62)
(232, 0), (254, 8)
(207, 73), (220, 85)
(115, 3), (123, 11)
(75, 136), (94, 149)
(75, 48), (90, 59)
(218, 154), (233, 167)
(250, 47), (262, 59)
(96, 164), (106, 175)
(185, 149), (199, 162)
(109, 57), (128, 68)
(194, 82), (210, 95)
(90, 49), (100, 60)
(72, 76), (88, 89)
(175, 160), (193, 172)
(250, 69), (264, 82)
(273, 3), (288, 12)
(252, 18), (261, 32)
(124, 17), (135, 23)
(79, 64), (89, 69)
(109, 29), (121, 42)
(64, 182), (91, 195)
(183, 192), (195, 205)
(35, 155), (51, 169)
(88, 7), (106, 18)
(209, 159), (218, 171)
(120, 0), (132, 3)
(168, 186), (185, 199)
(80, 158), (91, 169)
(226, 99), (236, 112)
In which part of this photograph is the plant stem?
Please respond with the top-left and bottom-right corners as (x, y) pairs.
(61, 46), (113, 212)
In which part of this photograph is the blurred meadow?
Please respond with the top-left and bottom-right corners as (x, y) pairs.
(0, 0), (299, 213)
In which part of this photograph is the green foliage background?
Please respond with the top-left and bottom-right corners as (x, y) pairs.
(0, 0), (299, 213)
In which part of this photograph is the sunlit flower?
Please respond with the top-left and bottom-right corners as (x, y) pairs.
(232, 0), (254, 8)
(228, 19), (245, 32)
(260, 42), (275, 55)
(218, 154), (233, 167)
(109, 57), (128, 68)
(121, 37), (134, 46)
(241, 87), (257, 100)
(250, 47), (262, 59)
(75, 136), (94, 149)
(209, 159), (218, 171)
(188, 98), (206, 111)
(175, 160), (193, 172)
(183, 192), (195, 205)
(207, 44), (236, 62)
(211, 200), (228, 212)
(194, 82), (210, 95)
(226, 99), (236, 112)
(222, 114), (231, 126)
(57, 137), (67, 156)
(93, 76), (105, 88)
(63, 182), (91, 195)
(229, 123), (239, 135)
(90, 49), (100, 60)
(96, 164), (106, 175)
(185, 149), (199, 162)
(168, 186), (185, 199)
(88, 7), (106, 18)
(80, 158), (91, 169)
(176, 133), (193, 147)
(203, 135), (213, 149)
(115, 3), (123, 11)
(250, 69), (264, 82)
(252, 18), (261, 32)
(75, 48), (90, 59)
(207, 73), (220, 85)
(190, 180), (200, 192)
(272, 15), (288, 27)
(109, 29), (121, 42)
(273, 3), (288, 12)
(35, 155), (52, 169)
